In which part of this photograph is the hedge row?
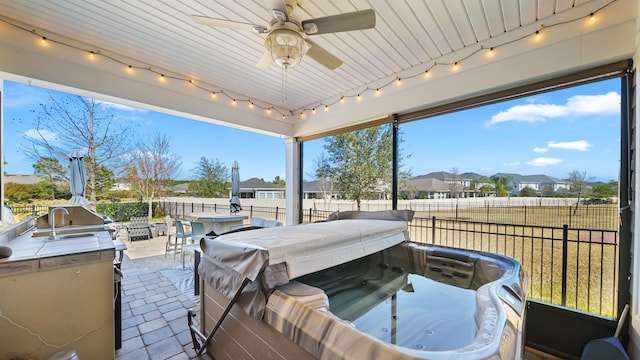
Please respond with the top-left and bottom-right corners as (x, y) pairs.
(96, 202), (160, 222)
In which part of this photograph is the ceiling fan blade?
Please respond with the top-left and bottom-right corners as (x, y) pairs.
(190, 15), (257, 31)
(305, 39), (342, 70)
(256, 51), (274, 68)
(302, 9), (375, 35)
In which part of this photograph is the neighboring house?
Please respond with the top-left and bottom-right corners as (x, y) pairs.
(171, 183), (189, 194)
(495, 173), (570, 195)
(110, 181), (131, 191)
(239, 178), (285, 199)
(404, 177), (450, 199)
(414, 171), (571, 197)
(303, 180), (336, 199)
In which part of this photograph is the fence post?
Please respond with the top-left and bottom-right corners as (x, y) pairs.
(250, 205), (253, 218)
(561, 224), (569, 307)
(309, 208), (312, 223)
(431, 216), (436, 245)
(275, 207), (279, 221)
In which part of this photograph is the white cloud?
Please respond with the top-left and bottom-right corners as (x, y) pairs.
(23, 128), (58, 141)
(533, 147), (548, 153)
(487, 91), (620, 125)
(526, 157), (563, 166)
(548, 140), (592, 151)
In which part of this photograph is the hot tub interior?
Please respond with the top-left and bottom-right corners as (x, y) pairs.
(294, 242), (527, 357)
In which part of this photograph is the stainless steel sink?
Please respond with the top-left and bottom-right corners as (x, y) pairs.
(33, 224), (107, 237)
(48, 232), (98, 241)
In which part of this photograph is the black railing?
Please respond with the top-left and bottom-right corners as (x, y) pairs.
(8, 205), (49, 218)
(399, 203), (618, 230)
(408, 217), (618, 317)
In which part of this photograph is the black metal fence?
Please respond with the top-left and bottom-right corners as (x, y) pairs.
(8, 204), (49, 218)
(409, 217), (618, 317)
(401, 203), (618, 231)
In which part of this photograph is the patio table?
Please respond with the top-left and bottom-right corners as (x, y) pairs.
(188, 212), (248, 234)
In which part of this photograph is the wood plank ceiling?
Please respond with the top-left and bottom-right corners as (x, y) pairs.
(0, 0), (597, 122)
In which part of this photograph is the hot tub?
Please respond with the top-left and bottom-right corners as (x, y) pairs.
(193, 211), (527, 359)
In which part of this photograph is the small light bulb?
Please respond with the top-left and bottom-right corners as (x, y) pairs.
(340, 96), (345, 104)
(376, 88), (381, 96)
(159, 74), (166, 82)
(232, 99), (237, 105)
(266, 108), (272, 114)
(357, 94), (362, 101)
(249, 102), (254, 109)
(312, 108), (316, 114)
(126, 65), (133, 74)
(396, 78), (402, 86)
(324, 105), (329, 112)
(424, 70), (430, 79)
(210, 92), (217, 99)
(589, 12), (596, 21)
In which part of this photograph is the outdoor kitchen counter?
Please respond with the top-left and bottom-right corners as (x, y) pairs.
(0, 227), (116, 276)
(0, 227), (117, 359)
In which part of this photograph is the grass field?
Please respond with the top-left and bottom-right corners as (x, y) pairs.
(408, 204), (620, 318)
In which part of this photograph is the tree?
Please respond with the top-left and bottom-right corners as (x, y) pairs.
(448, 167), (463, 199)
(272, 175), (285, 186)
(588, 180), (618, 200)
(32, 157), (66, 199)
(4, 182), (53, 202)
(567, 170), (594, 215)
(519, 187), (538, 197)
(490, 175), (515, 197)
(24, 94), (134, 207)
(324, 125), (393, 210)
(125, 133), (180, 217)
(189, 157), (229, 198)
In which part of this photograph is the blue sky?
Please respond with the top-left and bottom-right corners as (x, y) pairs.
(3, 78), (620, 182)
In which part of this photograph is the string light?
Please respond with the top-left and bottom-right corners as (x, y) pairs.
(231, 99), (237, 105)
(1, 0), (615, 122)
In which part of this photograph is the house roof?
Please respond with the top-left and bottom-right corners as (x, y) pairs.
(407, 177), (450, 192)
(240, 177), (283, 190)
(302, 180), (333, 192)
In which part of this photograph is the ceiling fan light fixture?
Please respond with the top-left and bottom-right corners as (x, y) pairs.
(264, 28), (309, 68)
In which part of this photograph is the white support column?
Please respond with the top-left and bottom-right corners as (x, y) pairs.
(284, 137), (300, 225)
(629, 12), (640, 357)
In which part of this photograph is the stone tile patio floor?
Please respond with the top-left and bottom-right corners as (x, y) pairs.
(114, 230), (212, 360)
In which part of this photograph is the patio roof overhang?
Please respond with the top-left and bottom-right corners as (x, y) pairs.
(0, 0), (635, 140)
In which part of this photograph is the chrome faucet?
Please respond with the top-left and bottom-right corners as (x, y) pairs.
(49, 207), (69, 240)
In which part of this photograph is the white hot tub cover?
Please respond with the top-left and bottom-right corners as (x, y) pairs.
(198, 210), (414, 319)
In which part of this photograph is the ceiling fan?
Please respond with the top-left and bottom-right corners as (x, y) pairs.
(190, 0), (376, 71)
